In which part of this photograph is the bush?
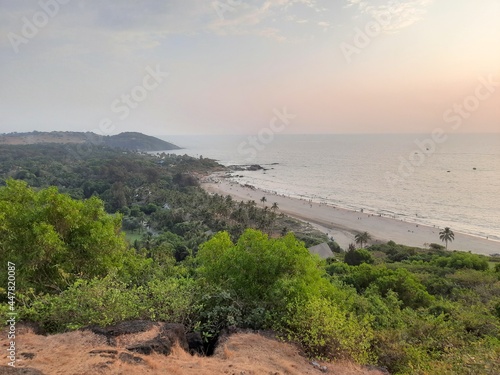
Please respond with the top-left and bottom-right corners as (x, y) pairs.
(344, 248), (374, 266)
(283, 296), (374, 364)
(193, 289), (244, 344)
(429, 243), (445, 250)
(341, 264), (434, 309)
(326, 261), (351, 276)
(20, 276), (143, 332)
(374, 309), (465, 374)
(0, 180), (131, 294)
(433, 252), (489, 271)
(359, 286), (404, 329)
(197, 229), (330, 315)
(145, 277), (198, 326)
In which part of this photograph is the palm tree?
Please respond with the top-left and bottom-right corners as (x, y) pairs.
(271, 202), (279, 212)
(260, 196), (267, 207)
(439, 227), (454, 249)
(354, 231), (372, 248)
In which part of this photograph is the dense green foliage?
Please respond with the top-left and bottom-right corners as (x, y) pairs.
(1, 145), (499, 374)
(344, 247), (374, 266)
(195, 229), (373, 361)
(0, 144), (332, 252)
(0, 179), (141, 293)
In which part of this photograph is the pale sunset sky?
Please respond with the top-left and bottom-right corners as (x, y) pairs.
(0, 0), (499, 135)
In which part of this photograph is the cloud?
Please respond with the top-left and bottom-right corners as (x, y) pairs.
(207, 0), (332, 40)
(345, 0), (434, 32)
(0, 0), (335, 58)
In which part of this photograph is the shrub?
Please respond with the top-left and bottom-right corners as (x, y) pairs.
(429, 243), (445, 250)
(145, 277), (198, 326)
(326, 261), (350, 276)
(433, 252), (489, 271)
(283, 296), (374, 364)
(20, 276), (143, 332)
(197, 229), (330, 314)
(193, 289), (244, 344)
(360, 286), (404, 329)
(344, 248), (374, 266)
(342, 264), (434, 309)
(0, 180), (131, 294)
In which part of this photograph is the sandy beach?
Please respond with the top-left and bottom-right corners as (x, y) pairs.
(201, 176), (500, 256)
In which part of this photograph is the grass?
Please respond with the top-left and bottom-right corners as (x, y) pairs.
(6, 327), (387, 375)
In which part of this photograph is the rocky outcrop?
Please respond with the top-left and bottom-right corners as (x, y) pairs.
(89, 320), (155, 338)
(228, 164), (267, 171)
(86, 320), (189, 356)
(186, 332), (204, 355)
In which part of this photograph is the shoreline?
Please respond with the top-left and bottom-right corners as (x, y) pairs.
(201, 175), (500, 256)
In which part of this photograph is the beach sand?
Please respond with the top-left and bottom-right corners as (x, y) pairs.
(201, 177), (500, 256)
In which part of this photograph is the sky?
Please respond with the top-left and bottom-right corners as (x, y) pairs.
(0, 0), (499, 136)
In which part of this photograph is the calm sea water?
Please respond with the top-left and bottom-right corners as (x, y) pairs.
(159, 134), (500, 241)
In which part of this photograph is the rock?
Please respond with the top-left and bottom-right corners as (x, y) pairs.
(186, 332), (204, 355)
(364, 365), (390, 374)
(87, 320), (154, 337)
(118, 352), (145, 365)
(126, 323), (188, 356)
(247, 164), (264, 171)
(20, 353), (35, 360)
(89, 349), (118, 358)
(87, 321), (188, 356)
(159, 323), (189, 351)
(310, 361), (328, 372)
(127, 338), (170, 355)
(0, 367), (46, 375)
(228, 164), (267, 172)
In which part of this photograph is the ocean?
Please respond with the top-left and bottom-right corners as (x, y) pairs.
(159, 134), (500, 242)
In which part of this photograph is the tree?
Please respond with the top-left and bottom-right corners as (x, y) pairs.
(0, 179), (134, 293)
(197, 230), (375, 362)
(439, 227), (454, 249)
(344, 248), (374, 266)
(260, 196), (267, 207)
(354, 232), (372, 248)
(197, 229), (329, 311)
(271, 202), (279, 212)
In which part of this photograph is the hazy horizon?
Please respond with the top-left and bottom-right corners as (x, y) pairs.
(1, 0), (499, 135)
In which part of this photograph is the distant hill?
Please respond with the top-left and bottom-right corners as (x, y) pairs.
(0, 131), (181, 151)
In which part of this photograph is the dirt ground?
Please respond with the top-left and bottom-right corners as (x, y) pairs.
(1, 326), (388, 375)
